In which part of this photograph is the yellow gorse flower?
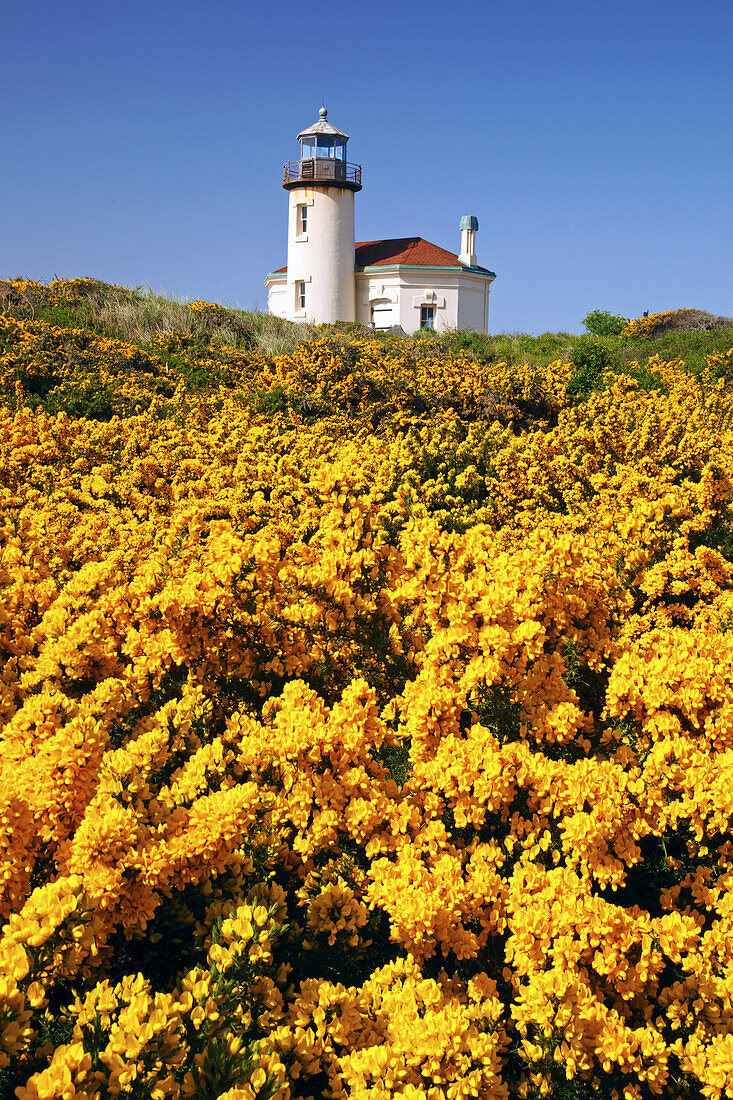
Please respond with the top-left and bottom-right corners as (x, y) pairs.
(2, 279), (733, 1097)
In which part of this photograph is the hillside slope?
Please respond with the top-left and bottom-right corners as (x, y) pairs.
(2, 279), (733, 1099)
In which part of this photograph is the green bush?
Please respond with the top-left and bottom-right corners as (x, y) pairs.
(253, 383), (290, 415)
(567, 337), (615, 397)
(44, 378), (122, 420)
(621, 363), (667, 392)
(621, 325), (733, 376)
(441, 329), (495, 359)
(583, 309), (627, 337)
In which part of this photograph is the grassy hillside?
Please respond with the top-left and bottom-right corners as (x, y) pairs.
(2, 277), (733, 1100)
(2, 277), (732, 426)
(3, 275), (733, 370)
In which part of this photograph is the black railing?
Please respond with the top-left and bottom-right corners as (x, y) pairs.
(283, 159), (362, 188)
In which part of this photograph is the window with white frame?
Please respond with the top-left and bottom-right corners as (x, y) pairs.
(296, 281), (306, 311)
(297, 204), (307, 235)
(420, 305), (435, 329)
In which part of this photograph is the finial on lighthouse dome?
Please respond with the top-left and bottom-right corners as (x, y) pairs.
(296, 107), (349, 141)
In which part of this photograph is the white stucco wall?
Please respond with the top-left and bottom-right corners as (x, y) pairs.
(355, 269), (494, 334)
(284, 186), (356, 323)
(267, 263), (494, 334)
(456, 275), (491, 332)
(267, 280), (289, 319)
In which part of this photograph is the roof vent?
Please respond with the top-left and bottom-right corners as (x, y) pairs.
(459, 215), (478, 266)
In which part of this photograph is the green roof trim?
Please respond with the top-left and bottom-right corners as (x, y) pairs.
(356, 263), (496, 277)
(266, 264), (497, 279)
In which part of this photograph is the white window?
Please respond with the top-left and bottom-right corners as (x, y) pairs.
(420, 305), (435, 329)
(297, 204), (307, 235)
(296, 281), (306, 311)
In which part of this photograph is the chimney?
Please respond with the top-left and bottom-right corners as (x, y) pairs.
(459, 215), (478, 266)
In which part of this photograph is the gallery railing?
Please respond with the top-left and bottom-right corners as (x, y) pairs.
(283, 159), (362, 189)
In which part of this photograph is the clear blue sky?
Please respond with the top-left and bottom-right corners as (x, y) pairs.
(2, 0), (731, 333)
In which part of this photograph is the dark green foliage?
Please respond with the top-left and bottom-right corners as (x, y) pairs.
(253, 383), (290, 415)
(567, 336), (616, 397)
(440, 329), (496, 359)
(583, 309), (627, 337)
(378, 740), (412, 788)
(689, 510), (733, 561)
(43, 378), (121, 421)
(472, 683), (523, 743)
(626, 324), (733, 376)
(180, 1036), (282, 1100)
(594, 828), (698, 917)
(620, 362), (667, 392)
(0, 1013), (75, 1100)
(440, 322), (733, 384)
(438, 328), (574, 367)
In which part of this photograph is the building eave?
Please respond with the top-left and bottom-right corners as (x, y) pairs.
(356, 263), (496, 278)
(267, 265), (497, 283)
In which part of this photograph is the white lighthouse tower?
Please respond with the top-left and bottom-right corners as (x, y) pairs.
(281, 107), (361, 324)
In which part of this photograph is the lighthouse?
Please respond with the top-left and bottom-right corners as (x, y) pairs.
(281, 106), (361, 324)
(265, 110), (496, 333)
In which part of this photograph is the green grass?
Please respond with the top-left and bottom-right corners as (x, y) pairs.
(617, 325), (733, 374)
(434, 328), (576, 365)
(90, 289), (327, 356)
(434, 323), (733, 375)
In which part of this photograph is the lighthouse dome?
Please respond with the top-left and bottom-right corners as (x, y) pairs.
(297, 106), (349, 141)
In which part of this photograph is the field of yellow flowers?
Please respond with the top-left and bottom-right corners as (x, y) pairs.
(3, 278), (733, 1099)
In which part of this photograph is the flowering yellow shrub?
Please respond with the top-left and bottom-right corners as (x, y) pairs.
(2, 282), (733, 1097)
(621, 309), (731, 340)
(622, 311), (690, 338)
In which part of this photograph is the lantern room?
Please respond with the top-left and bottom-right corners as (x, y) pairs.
(283, 106), (362, 191)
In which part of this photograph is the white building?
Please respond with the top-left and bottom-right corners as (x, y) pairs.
(265, 108), (496, 335)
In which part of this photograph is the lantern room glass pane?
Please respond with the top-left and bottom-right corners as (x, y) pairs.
(317, 136), (334, 158)
(301, 137), (316, 159)
(334, 139), (346, 160)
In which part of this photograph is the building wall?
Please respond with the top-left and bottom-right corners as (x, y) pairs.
(355, 269), (493, 334)
(285, 186), (356, 323)
(268, 267), (494, 333)
(267, 280), (289, 319)
(456, 276), (491, 332)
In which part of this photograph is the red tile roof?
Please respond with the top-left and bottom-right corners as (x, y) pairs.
(355, 238), (463, 268)
(271, 238), (470, 276)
